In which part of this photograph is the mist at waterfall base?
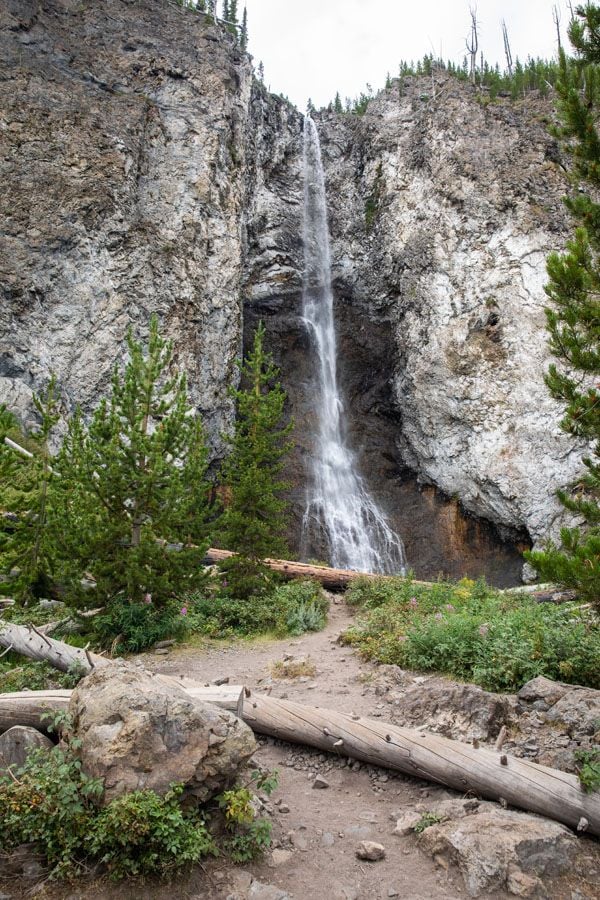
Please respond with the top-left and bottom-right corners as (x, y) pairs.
(299, 117), (407, 576)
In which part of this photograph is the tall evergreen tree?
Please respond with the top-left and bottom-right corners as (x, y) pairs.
(218, 323), (293, 596)
(333, 91), (343, 113)
(0, 378), (60, 602)
(51, 316), (212, 614)
(222, 0), (230, 22)
(240, 6), (248, 50)
(525, 4), (600, 607)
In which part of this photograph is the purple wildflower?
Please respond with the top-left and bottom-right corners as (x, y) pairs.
(143, 593), (152, 605)
(446, 604), (455, 611)
(435, 612), (443, 621)
(180, 606), (188, 617)
(478, 623), (489, 637)
(409, 597), (418, 608)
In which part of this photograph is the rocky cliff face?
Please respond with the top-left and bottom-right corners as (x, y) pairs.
(0, 1), (583, 583)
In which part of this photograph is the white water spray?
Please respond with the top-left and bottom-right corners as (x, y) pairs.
(300, 117), (406, 575)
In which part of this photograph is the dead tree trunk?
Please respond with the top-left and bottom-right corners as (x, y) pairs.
(204, 549), (431, 591)
(0, 622), (108, 673)
(243, 695), (599, 837)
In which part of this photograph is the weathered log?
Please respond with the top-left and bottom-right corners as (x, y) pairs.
(203, 548), (427, 590)
(0, 683), (245, 733)
(0, 622), (108, 673)
(242, 694), (600, 837)
(2, 683), (599, 838)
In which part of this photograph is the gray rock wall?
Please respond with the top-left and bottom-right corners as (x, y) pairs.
(0, 2), (584, 578)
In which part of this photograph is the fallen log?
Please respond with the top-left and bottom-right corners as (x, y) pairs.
(2, 684), (598, 838)
(203, 548), (429, 590)
(0, 683), (244, 733)
(0, 622), (109, 673)
(243, 695), (600, 837)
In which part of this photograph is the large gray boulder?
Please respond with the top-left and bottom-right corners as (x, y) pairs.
(418, 801), (580, 897)
(0, 726), (53, 771)
(69, 664), (257, 803)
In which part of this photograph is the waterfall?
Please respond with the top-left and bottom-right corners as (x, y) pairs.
(300, 116), (407, 575)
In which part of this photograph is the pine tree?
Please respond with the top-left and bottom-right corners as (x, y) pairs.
(240, 6), (248, 50)
(218, 323), (293, 597)
(525, 5), (600, 607)
(0, 378), (60, 603)
(51, 315), (212, 616)
(334, 91), (343, 113)
(257, 61), (265, 82)
(222, 0), (230, 22)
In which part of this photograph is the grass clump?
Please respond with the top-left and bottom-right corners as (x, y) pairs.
(270, 656), (317, 679)
(342, 576), (600, 693)
(184, 578), (328, 640)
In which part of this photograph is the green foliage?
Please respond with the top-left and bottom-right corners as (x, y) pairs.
(219, 322), (293, 597)
(525, 6), (600, 608)
(217, 769), (278, 863)
(0, 737), (104, 877)
(88, 784), (215, 880)
(413, 812), (444, 834)
(574, 747), (600, 793)
(184, 577), (328, 639)
(89, 595), (189, 653)
(342, 577), (600, 692)
(0, 378), (61, 603)
(0, 658), (84, 693)
(50, 315), (212, 640)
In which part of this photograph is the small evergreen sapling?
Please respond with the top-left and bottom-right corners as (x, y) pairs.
(51, 316), (212, 626)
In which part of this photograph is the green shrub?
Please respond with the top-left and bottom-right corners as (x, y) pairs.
(185, 578), (328, 639)
(89, 784), (216, 879)
(0, 658), (85, 693)
(90, 596), (189, 653)
(342, 577), (600, 692)
(217, 769), (278, 863)
(574, 748), (600, 793)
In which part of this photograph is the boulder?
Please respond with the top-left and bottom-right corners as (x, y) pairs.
(545, 688), (600, 740)
(391, 681), (515, 741)
(69, 664), (257, 803)
(0, 726), (53, 770)
(418, 804), (580, 898)
(517, 676), (572, 708)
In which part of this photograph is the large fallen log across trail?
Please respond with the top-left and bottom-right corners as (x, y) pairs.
(1, 680), (599, 838)
(203, 548), (432, 590)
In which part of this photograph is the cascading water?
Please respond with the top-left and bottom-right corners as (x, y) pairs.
(300, 116), (407, 575)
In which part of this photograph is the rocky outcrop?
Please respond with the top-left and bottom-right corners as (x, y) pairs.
(69, 664), (257, 803)
(316, 76), (579, 558)
(0, 1), (585, 581)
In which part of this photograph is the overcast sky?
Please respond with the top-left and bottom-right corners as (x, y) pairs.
(241, 0), (572, 109)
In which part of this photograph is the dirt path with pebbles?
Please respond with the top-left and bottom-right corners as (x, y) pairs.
(16, 599), (598, 900)
(137, 598), (505, 900)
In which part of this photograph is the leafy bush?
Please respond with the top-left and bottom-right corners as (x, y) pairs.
(413, 812), (444, 834)
(342, 577), (600, 692)
(575, 748), (600, 793)
(89, 784), (216, 879)
(217, 769), (278, 863)
(90, 595), (189, 653)
(185, 578), (328, 639)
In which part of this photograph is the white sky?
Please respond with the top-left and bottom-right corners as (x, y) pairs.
(241, 0), (572, 109)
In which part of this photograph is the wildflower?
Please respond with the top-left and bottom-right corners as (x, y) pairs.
(180, 606), (188, 616)
(222, 580), (228, 587)
(478, 623), (489, 637)
(143, 593), (152, 605)
(435, 612), (443, 621)
(409, 597), (418, 608)
(445, 604), (455, 611)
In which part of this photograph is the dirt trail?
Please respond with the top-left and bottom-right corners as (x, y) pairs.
(138, 599), (502, 900)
